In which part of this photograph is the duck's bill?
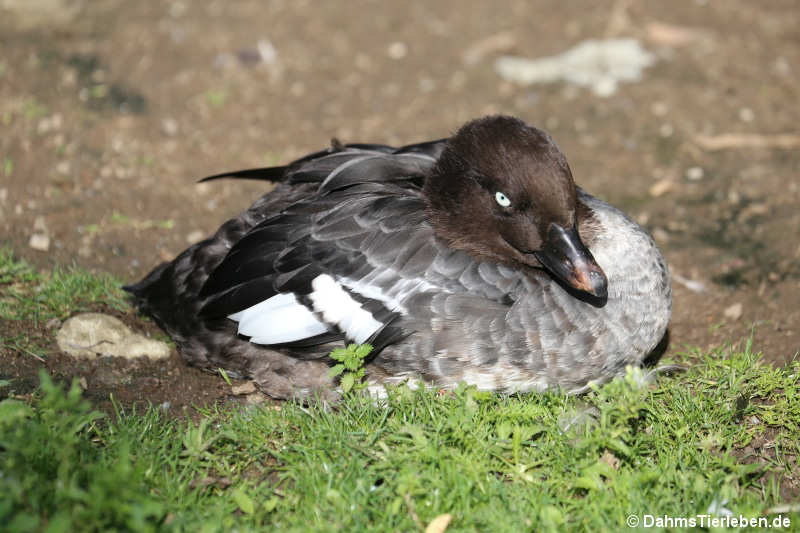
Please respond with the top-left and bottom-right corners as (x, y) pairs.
(535, 224), (608, 299)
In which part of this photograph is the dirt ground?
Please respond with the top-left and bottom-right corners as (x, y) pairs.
(1, 0), (799, 410)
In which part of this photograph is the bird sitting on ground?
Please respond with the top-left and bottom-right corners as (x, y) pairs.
(126, 115), (671, 400)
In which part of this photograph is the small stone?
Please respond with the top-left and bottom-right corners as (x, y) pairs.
(652, 228), (670, 243)
(45, 317), (62, 329)
(231, 381), (257, 395)
(649, 179), (675, 197)
(29, 233), (50, 251)
(161, 118), (179, 136)
(57, 313), (171, 360)
(386, 41), (408, 60)
(256, 39), (278, 65)
(685, 166), (704, 181)
(659, 123), (674, 137)
(651, 101), (668, 116)
(56, 161), (70, 175)
(773, 57), (790, 77)
(724, 303), (743, 321)
(738, 107), (754, 122)
(186, 230), (205, 244)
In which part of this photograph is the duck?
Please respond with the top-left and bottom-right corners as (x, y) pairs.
(125, 115), (671, 401)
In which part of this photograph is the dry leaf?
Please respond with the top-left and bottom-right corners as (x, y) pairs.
(600, 451), (621, 470)
(649, 179), (675, 197)
(646, 22), (704, 47)
(425, 514), (453, 533)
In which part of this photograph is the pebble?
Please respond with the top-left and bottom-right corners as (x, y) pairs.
(161, 118), (179, 136)
(724, 303), (743, 321)
(386, 41), (408, 60)
(29, 233), (50, 251)
(256, 39), (278, 65)
(651, 101), (668, 117)
(685, 166), (704, 181)
(186, 230), (205, 244)
(738, 107), (754, 122)
(649, 179), (675, 197)
(651, 227), (670, 243)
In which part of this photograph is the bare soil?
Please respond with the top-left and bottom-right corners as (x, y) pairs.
(1, 0), (798, 411)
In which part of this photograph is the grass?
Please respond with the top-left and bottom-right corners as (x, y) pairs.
(1, 248), (799, 531)
(0, 248), (128, 324)
(0, 247), (130, 357)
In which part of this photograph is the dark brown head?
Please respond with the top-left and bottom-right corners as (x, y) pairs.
(424, 115), (607, 300)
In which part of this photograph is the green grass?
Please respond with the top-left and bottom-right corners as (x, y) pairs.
(1, 247), (799, 531)
(0, 248), (128, 324)
(1, 350), (799, 532)
(0, 247), (130, 358)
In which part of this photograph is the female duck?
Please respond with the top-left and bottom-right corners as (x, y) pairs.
(126, 115), (671, 400)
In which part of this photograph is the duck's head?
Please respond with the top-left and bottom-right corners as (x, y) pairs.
(424, 115), (608, 302)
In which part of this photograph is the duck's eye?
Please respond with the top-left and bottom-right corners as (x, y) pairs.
(495, 191), (511, 208)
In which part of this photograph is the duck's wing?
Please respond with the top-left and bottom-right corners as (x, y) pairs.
(196, 147), (445, 353)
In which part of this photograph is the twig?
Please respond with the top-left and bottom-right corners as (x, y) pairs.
(695, 133), (800, 151)
(404, 493), (422, 530)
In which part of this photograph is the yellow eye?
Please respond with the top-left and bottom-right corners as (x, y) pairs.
(495, 191), (511, 207)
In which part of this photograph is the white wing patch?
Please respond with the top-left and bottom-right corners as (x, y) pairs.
(229, 292), (328, 344)
(338, 273), (437, 314)
(309, 274), (383, 344)
(227, 275), (384, 345)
